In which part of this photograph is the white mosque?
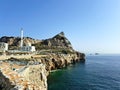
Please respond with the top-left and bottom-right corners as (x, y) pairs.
(0, 29), (36, 53)
(20, 29), (36, 52)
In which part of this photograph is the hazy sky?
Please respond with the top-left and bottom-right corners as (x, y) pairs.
(0, 0), (120, 54)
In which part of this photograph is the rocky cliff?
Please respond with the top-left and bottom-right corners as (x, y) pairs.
(34, 32), (73, 50)
(0, 52), (85, 90)
(0, 32), (85, 90)
(39, 53), (85, 71)
(0, 61), (47, 90)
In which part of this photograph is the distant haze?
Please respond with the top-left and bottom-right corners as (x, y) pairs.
(0, 0), (120, 54)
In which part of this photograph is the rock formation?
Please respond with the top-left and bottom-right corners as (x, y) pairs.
(34, 32), (73, 50)
(0, 32), (85, 90)
(0, 61), (47, 90)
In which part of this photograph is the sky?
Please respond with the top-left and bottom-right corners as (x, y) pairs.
(0, 0), (120, 54)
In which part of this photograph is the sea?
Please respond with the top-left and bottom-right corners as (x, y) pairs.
(48, 54), (120, 90)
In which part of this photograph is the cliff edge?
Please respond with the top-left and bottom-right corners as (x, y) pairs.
(0, 32), (85, 90)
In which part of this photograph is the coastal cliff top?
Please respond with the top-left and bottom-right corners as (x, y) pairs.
(0, 32), (74, 51)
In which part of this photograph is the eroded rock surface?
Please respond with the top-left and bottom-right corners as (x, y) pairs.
(0, 62), (47, 90)
(0, 32), (85, 90)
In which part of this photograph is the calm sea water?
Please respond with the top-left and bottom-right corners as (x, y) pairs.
(48, 55), (120, 90)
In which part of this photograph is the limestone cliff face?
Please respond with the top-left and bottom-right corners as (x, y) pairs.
(19, 64), (47, 90)
(37, 53), (85, 71)
(42, 32), (72, 48)
(0, 62), (47, 90)
(34, 32), (74, 50)
(0, 53), (85, 90)
(0, 32), (85, 90)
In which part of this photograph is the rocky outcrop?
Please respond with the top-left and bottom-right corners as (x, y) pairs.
(0, 32), (85, 90)
(0, 62), (47, 90)
(0, 52), (85, 90)
(19, 64), (47, 90)
(34, 32), (73, 50)
(0, 51), (85, 90)
(39, 53), (85, 71)
(43, 32), (72, 48)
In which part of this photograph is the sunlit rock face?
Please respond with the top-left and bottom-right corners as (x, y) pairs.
(36, 32), (73, 49)
(0, 32), (85, 90)
(19, 64), (47, 90)
(0, 62), (47, 90)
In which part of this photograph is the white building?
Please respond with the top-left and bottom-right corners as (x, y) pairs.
(20, 30), (36, 52)
(20, 43), (36, 52)
(21, 46), (36, 52)
(0, 42), (8, 52)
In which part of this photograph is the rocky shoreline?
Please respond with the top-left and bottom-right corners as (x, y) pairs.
(0, 32), (85, 90)
(0, 52), (85, 90)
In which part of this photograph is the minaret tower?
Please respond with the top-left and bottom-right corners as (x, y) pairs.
(20, 28), (23, 47)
